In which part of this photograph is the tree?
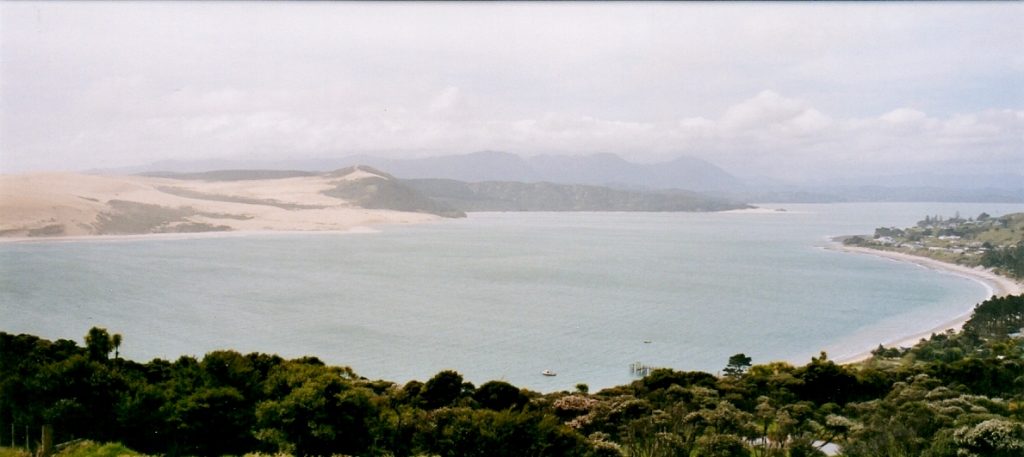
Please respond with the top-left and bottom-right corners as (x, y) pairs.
(254, 362), (374, 456)
(84, 327), (113, 361)
(111, 334), (122, 360)
(795, 352), (860, 405)
(473, 381), (527, 411)
(723, 353), (752, 378)
(954, 419), (1024, 457)
(421, 370), (464, 410)
(692, 433), (750, 457)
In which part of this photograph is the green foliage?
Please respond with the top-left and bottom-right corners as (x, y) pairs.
(692, 433), (750, 457)
(2, 295), (1023, 457)
(418, 408), (587, 457)
(962, 288), (1019, 340)
(254, 362), (375, 456)
(53, 441), (142, 457)
(723, 353), (752, 378)
(981, 242), (1024, 279)
(954, 419), (1024, 457)
(84, 328), (113, 362)
(0, 448), (31, 457)
(420, 370), (465, 410)
(473, 381), (527, 411)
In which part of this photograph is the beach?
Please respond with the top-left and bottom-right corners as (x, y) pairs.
(830, 243), (1024, 363)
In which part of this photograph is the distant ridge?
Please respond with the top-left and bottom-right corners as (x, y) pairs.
(127, 151), (744, 193)
(145, 166), (749, 213)
(405, 178), (748, 212)
(348, 151), (745, 193)
(116, 152), (1024, 203)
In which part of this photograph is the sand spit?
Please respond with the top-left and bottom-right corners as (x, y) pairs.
(0, 170), (440, 240)
(828, 243), (1024, 363)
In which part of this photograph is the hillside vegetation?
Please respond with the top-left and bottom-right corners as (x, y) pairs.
(2, 295), (1022, 457)
(406, 179), (749, 212)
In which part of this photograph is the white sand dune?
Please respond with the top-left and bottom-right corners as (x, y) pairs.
(0, 169), (439, 240)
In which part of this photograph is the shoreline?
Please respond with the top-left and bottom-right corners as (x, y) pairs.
(0, 226), (389, 245)
(827, 241), (1023, 364)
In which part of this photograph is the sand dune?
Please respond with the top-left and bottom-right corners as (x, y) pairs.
(0, 167), (440, 239)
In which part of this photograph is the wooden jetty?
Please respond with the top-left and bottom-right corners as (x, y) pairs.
(629, 361), (658, 377)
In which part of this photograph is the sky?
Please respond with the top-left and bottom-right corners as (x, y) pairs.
(1, 2), (1022, 182)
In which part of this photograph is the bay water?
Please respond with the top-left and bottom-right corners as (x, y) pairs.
(3, 202), (1023, 391)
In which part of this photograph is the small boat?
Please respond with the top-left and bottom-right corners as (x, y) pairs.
(541, 369), (557, 377)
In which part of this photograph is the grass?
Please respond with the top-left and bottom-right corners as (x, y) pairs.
(0, 447), (31, 457)
(53, 441), (141, 457)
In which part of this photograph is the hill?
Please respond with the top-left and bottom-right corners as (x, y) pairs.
(405, 178), (748, 212)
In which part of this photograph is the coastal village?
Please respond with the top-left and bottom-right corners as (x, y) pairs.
(844, 212), (1024, 277)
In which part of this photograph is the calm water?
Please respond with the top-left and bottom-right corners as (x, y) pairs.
(2, 203), (1023, 391)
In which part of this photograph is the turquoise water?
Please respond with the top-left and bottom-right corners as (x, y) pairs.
(2, 202), (1022, 391)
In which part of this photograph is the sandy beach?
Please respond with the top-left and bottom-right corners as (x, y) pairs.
(829, 243), (1024, 363)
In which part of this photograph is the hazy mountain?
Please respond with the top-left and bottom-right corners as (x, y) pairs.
(526, 153), (638, 187)
(351, 151), (542, 183)
(120, 152), (1023, 203)
(130, 151), (744, 193)
(719, 186), (1024, 204)
(823, 172), (1024, 192)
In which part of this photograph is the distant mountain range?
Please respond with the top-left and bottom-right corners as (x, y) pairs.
(127, 151), (742, 192)
(120, 151), (1024, 203)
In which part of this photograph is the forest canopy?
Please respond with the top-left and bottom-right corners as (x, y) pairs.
(2, 295), (1023, 457)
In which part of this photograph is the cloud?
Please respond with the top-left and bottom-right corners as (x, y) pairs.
(8, 83), (1020, 181)
(428, 86), (461, 114)
(879, 108), (928, 125)
(721, 91), (812, 130)
(1, 2), (1021, 179)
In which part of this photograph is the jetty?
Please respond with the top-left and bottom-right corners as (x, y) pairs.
(629, 361), (658, 377)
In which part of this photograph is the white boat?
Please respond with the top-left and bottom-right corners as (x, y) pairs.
(541, 369), (557, 376)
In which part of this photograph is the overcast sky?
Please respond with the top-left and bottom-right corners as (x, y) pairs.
(1, 2), (1021, 181)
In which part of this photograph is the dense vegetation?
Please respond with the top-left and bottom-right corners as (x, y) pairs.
(845, 212), (1024, 279)
(2, 295), (1023, 456)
